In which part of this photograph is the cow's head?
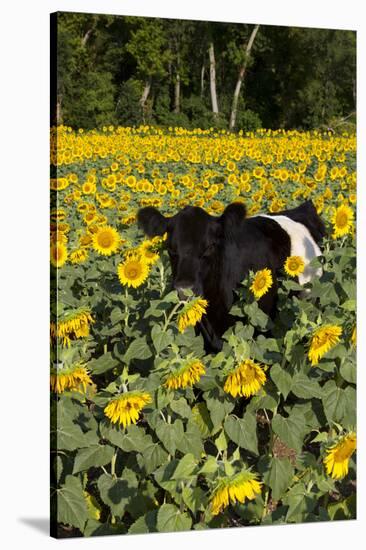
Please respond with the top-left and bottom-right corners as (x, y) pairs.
(137, 203), (246, 298)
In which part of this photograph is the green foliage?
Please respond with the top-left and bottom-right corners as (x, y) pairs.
(51, 125), (356, 536)
(53, 12), (356, 130)
(52, 231), (356, 535)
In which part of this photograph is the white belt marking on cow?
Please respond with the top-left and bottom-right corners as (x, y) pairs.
(257, 214), (323, 287)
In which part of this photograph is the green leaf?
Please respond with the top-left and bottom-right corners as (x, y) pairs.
(214, 429), (229, 452)
(141, 442), (169, 475)
(283, 280), (304, 292)
(271, 413), (305, 452)
(88, 352), (118, 375)
(58, 475), (88, 532)
(291, 372), (322, 399)
(192, 402), (214, 437)
(199, 456), (218, 475)
(205, 387), (234, 428)
(341, 299), (356, 312)
(170, 397), (192, 419)
(340, 358), (356, 384)
(176, 421), (204, 459)
(172, 453), (197, 480)
(151, 325), (173, 354)
(328, 493), (356, 520)
(244, 301), (269, 328)
(182, 486), (207, 514)
(154, 460), (180, 494)
(343, 386), (356, 428)
(156, 504), (192, 533)
(100, 422), (152, 453)
(322, 380), (347, 424)
(263, 457), (294, 500)
(110, 307), (124, 325)
(73, 445), (115, 474)
(54, 397), (99, 451)
(83, 519), (125, 537)
(224, 412), (258, 455)
(97, 469), (138, 517)
(283, 483), (316, 522)
(270, 364), (292, 399)
(123, 336), (152, 363)
(128, 510), (158, 534)
(155, 419), (184, 455)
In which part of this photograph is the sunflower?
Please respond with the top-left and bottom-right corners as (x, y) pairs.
(284, 255), (305, 277)
(250, 268), (273, 299)
(83, 212), (97, 225)
(50, 209), (66, 223)
(165, 359), (205, 390)
(323, 432), (356, 480)
(226, 161), (237, 172)
(50, 177), (69, 191)
(117, 253), (150, 288)
(84, 491), (101, 521)
(224, 359), (266, 398)
(50, 307), (94, 347)
(104, 391), (152, 428)
(50, 363), (93, 394)
(92, 225), (120, 256)
(50, 231), (68, 245)
(308, 324), (342, 366)
(351, 325), (356, 347)
(79, 234), (93, 248)
(331, 204), (354, 238)
(50, 242), (68, 268)
(69, 248), (89, 264)
(139, 240), (160, 265)
(210, 471), (262, 516)
(177, 297), (208, 333)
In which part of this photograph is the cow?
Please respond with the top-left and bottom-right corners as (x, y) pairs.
(137, 200), (326, 353)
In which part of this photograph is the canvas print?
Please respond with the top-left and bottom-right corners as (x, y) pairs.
(50, 11), (356, 538)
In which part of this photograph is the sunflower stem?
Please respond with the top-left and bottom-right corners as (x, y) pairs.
(322, 491), (330, 509)
(124, 288), (130, 328)
(111, 450), (117, 478)
(162, 301), (184, 332)
(159, 260), (166, 297)
(261, 487), (269, 519)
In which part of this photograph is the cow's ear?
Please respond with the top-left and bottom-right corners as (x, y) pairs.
(220, 202), (246, 236)
(137, 206), (169, 238)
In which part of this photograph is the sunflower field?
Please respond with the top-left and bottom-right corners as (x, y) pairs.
(50, 125), (356, 537)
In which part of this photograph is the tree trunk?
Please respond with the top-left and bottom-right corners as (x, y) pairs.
(56, 95), (63, 125)
(81, 28), (93, 47)
(200, 64), (205, 98)
(174, 74), (181, 113)
(208, 42), (219, 116)
(229, 24), (259, 131)
(140, 79), (152, 123)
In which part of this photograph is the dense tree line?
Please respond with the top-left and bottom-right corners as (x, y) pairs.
(52, 12), (356, 131)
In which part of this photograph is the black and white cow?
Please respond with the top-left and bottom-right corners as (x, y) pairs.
(137, 200), (325, 352)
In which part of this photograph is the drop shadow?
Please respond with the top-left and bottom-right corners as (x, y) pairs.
(18, 517), (50, 536)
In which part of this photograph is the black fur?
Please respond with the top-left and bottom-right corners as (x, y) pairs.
(137, 200), (324, 353)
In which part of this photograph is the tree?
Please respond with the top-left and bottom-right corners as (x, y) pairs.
(53, 12), (356, 131)
(126, 18), (172, 122)
(229, 24), (260, 130)
(208, 41), (219, 117)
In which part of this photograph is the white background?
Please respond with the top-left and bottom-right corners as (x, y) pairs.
(1, 0), (365, 547)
